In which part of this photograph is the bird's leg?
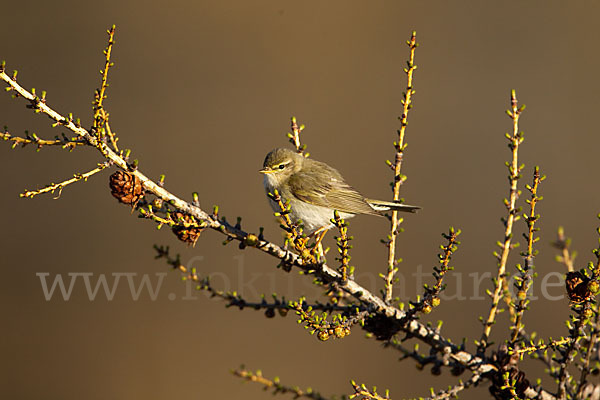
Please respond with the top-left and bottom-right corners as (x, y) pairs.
(311, 227), (329, 261)
(314, 228), (328, 248)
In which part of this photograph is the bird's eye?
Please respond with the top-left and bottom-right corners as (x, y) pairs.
(278, 164), (285, 170)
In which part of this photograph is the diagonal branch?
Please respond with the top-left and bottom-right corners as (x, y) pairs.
(20, 162), (110, 199)
(0, 67), (499, 383)
(401, 228), (460, 320)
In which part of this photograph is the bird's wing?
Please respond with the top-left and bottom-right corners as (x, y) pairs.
(287, 160), (379, 216)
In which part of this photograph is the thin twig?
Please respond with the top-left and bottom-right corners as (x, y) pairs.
(20, 162), (110, 199)
(268, 189), (310, 262)
(510, 337), (571, 356)
(557, 225), (600, 399)
(1, 129), (85, 150)
(287, 116), (306, 155)
(384, 339), (463, 373)
(154, 245), (362, 315)
(384, 31), (418, 305)
(479, 89), (524, 354)
(521, 332), (562, 382)
(553, 227), (576, 272)
(556, 313), (588, 399)
(232, 367), (329, 400)
(290, 299), (365, 341)
(332, 210), (352, 283)
(576, 301), (600, 398)
(350, 381), (390, 400)
(510, 166), (544, 344)
(92, 25), (119, 151)
(423, 373), (481, 400)
(104, 120), (119, 152)
(401, 228), (460, 320)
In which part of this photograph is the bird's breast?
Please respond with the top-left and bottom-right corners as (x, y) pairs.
(263, 175), (355, 234)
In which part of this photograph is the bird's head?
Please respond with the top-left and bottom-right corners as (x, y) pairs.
(260, 148), (304, 186)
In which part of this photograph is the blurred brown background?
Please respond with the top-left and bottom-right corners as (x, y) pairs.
(2, 1), (600, 399)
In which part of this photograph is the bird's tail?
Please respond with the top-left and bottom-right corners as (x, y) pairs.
(366, 199), (421, 213)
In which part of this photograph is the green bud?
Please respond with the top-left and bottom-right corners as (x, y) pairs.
(334, 326), (345, 338)
(244, 234), (259, 247)
(588, 280), (599, 295)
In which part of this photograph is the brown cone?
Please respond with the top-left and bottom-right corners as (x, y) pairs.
(489, 345), (531, 400)
(171, 212), (205, 247)
(566, 271), (592, 303)
(109, 171), (144, 206)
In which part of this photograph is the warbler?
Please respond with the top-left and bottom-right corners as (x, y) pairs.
(260, 148), (419, 240)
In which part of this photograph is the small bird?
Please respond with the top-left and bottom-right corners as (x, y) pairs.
(260, 148), (420, 242)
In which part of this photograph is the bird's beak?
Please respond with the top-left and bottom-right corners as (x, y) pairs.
(259, 167), (273, 174)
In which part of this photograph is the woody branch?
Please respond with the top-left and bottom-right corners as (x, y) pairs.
(0, 62), (500, 386)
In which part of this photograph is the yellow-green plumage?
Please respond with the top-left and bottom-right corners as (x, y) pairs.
(261, 148), (419, 234)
